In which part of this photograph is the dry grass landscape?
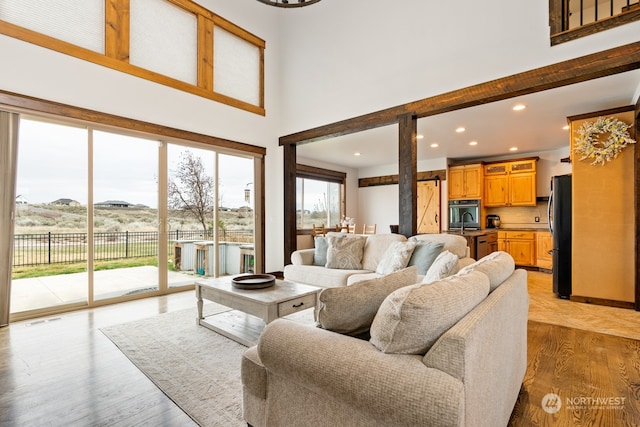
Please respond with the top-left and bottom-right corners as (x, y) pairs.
(11, 204), (255, 278)
(14, 204), (254, 234)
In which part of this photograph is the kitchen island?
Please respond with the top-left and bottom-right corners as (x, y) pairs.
(446, 228), (552, 270)
(445, 229), (498, 260)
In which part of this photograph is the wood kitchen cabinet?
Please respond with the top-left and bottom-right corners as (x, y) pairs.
(484, 159), (537, 207)
(497, 230), (536, 266)
(448, 164), (482, 200)
(536, 231), (553, 269)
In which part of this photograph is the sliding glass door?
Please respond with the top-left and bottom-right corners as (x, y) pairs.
(11, 118), (89, 313)
(166, 147), (256, 283)
(218, 153), (255, 275)
(93, 130), (160, 300)
(8, 115), (261, 320)
(167, 145), (216, 284)
(10, 119), (166, 314)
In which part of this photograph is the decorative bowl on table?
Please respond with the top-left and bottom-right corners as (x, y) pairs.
(231, 273), (276, 289)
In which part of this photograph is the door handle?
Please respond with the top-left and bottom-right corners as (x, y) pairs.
(434, 214), (438, 223)
(547, 190), (554, 236)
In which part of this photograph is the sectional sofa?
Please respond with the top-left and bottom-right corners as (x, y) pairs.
(283, 232), (474, 287)
(242, 251), (529, 426)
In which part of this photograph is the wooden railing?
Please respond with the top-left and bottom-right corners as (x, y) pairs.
(549, 0), (640, 45)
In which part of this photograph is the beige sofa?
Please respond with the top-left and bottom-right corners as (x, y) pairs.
(283, 232), (474, 287)
(242, 252), (529, 427)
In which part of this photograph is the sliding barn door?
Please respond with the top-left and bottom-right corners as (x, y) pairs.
(417, 180), (440, 234)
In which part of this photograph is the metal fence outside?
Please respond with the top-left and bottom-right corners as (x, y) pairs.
(12, 229), (254, 267)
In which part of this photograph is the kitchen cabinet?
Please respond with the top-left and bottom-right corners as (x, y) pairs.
(536, 231), (553, 269)
(448, 164), (482, 200)
(498, 230), (536, 266)
(484, 159), (537, 207)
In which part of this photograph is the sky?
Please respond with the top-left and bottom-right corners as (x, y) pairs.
(15, 118), (254, 209)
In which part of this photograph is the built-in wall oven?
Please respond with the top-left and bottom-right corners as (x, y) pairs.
(448, 200), (480, 230)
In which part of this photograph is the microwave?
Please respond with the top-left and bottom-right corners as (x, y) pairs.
(449, 200), (480, 230)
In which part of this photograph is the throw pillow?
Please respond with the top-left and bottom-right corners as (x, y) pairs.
(313, 236), (330, 266)
(369, 269), (490, 354)
(316, 266), (418, 336)
(325, 235), (367, 269)
(422, 250), (458, 284)
(457, 251), (515, 292)
(407, 241), (444, 275)
(375, 241), (417, 275)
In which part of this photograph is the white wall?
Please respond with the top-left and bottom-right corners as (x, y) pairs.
(536, 147), (573, 196)
(278, 1), (640, 134)
(358, 185), (399, 234)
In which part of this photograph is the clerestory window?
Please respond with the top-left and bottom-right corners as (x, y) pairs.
(0, 0), (265, 115)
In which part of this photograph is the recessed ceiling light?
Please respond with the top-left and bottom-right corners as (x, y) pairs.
(469, 141), (478, 146)
(354, 152), (361, 156)
(416, 134), (424, 140)
(430, 143), (439, 148)
(509, 147), (518, 151)
(456, 127), (466, 133)
(562, 125), (569, 130)
(512, 104), (526, 111)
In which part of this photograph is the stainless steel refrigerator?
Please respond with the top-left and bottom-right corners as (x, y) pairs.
(548, 174), (572, 299)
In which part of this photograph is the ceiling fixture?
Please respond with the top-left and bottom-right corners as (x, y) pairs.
(455, 127), (466, 133)
(562, 125), (570, 130)
(416, 134), (424, 139)
(256, 0), (322, 7)
(512, 104), (526, 111)
(469, 141), (478, 146)
(510, 147), (519, 151)
(430, 143), (439, 148)
(354, 152), (361, 156)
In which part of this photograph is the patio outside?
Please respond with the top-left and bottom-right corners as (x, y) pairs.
(11, 266), (196, 313)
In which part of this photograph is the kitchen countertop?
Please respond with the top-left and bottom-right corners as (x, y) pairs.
(445, 229), (498, 237)
(495, 227), (549, 232)
(445, 227), (548, 236)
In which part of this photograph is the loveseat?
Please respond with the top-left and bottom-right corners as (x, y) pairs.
(242, 252), (529, 427)
(283, 232), (474, 287)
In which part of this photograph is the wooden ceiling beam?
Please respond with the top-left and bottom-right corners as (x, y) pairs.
(279, 41), (640, 146)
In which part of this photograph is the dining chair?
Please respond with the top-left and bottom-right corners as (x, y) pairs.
(312, 224), (326, 237)
(363, 224), (377, 234)
(347, 224), (357, 234)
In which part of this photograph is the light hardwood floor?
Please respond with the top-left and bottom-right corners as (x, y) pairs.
(527, 270), (640, 340)
(1, 271), (639, 426)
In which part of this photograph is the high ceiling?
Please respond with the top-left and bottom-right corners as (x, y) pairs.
(297, 69), (640, 169)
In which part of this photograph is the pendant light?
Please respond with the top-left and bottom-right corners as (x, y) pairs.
(256, 0), (322, 8)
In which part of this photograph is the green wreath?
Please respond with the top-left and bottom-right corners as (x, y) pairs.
(574, 116), (636, 166)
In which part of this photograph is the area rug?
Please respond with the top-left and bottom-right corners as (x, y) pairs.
(100, 304), (247, 427)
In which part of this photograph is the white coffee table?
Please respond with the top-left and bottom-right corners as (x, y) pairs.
(196, 277), (320, 346)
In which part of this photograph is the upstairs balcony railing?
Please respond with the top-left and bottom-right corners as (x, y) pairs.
(549, 0), (640, 45)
